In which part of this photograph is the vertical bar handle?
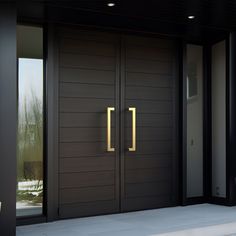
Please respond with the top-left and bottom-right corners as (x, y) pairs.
(107, 107), (115, 152)
(129, 107), (136, 152)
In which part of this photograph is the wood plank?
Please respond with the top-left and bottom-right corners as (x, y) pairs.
(60, 186), (115, 204)
(59, 156), (115, 173)
(126, 86), (172, 101)
(126, 58), (173, 74)
(125, 155), (172, 169)
(126, 72), (172, 88)
(60, 142), (114, 157)
(60, 127), (171, 142)
(125, 113), (173, 127)
(58, 27), (119, 43)
(126, 46), (173, 62)
(60, 113), (115, 127)
(60, 113), (171, 128)
(125, 36), (174, 49)
(60, 98), (114, 112)
(125, 141), (172, 155)
(60, 83), (115, 98)
(125, 182), (171, 198)
(60, 38), (116, 56)
(59, 200), (118, 218)
(60, 171), (115, 188)
(125, 100), (172, 114)
(60, 53), (116, 70)
(123, 195), (172, 211)
(60, 68), (115, 84)
(60, 127), (115, 142)
(125, 168), (172, 183)
(125, 127), (172, 141)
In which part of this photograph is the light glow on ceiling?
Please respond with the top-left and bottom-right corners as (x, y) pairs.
(107, 2), (115, 7)
(188, 15), (195, 19)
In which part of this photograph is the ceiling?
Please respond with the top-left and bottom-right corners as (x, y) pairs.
(17, 0), (236, 41)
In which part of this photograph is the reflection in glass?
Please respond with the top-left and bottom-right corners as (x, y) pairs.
(211, 41), (226, 197)
(186, 45), (203, 198)
(17, 58), (43, 217)
(17, 25), (44, 217)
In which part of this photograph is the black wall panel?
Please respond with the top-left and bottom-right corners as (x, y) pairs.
(0, 3), (17, 236)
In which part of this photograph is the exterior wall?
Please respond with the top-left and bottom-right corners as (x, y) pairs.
(0, 3), (17, 236)
(229, 32), (236, 205)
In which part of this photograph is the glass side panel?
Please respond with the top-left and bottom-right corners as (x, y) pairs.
(17, 24), (44, 217)
(186, 44), (204, 198)
(211, 40), (226, 198)
(17, 58), (44, 217)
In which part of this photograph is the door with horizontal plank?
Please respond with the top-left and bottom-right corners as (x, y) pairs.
(58, 28), (120, 218)
(121, 35), (178, 211)
(57, 27), (179, 219)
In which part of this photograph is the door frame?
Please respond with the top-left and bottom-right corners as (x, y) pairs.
(23, 22), (183, 222)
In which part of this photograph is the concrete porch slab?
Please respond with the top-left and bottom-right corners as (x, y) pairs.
(16, 204), (236, 236)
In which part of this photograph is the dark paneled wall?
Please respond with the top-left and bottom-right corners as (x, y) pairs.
(0, 3), (17, 236)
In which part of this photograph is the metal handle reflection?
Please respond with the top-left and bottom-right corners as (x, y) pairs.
(128, 107), (136, 152)
(107, 107), (115, 152)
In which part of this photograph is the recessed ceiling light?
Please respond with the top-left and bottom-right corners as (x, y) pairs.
(107, 2), (115, 7)
(188, 15), (195, 19)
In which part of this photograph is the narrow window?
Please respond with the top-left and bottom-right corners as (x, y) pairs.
(186, 44), (204, 198)
(211, 40), (226, 198)
(16, 25), (44, 217)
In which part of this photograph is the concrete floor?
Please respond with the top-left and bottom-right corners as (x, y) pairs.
(17, 204), (236, 236)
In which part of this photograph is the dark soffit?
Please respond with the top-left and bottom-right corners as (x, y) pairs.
(16, 0), (236, 41)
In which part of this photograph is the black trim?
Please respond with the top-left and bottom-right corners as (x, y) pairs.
(185, 197), (206, 205)
(43, 23), (47, 219)
(16, 215), (46, 226)
(178, 40), (184, 206)
(120, 35), (125, 212)
(172, 39), (182, 206)
(0, 3), (17, 235)
(210, 197), (229, 206)
(181, 41), (187, 206)
(115, 32), (121, 214)
(228, 32), (236, 206)
(46, 23), (59, 221)
(203, 43), (212, 202)
(226, 35), (230, 204)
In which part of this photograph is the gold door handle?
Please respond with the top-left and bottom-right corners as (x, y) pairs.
(129, 107), (136, 151)
(107, 107), (115, 152)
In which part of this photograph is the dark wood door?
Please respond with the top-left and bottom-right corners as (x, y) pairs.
(121, 35), (178, 211)
(57, 27), (179, 219)
(58, 28), (120, 218)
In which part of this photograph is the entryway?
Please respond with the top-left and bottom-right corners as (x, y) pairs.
(57, 27), (179, 218)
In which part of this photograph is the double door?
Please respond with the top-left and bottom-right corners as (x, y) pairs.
(58, 27), (178, 218)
